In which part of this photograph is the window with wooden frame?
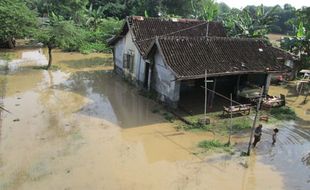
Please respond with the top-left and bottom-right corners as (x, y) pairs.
(123, 51), (134, 73)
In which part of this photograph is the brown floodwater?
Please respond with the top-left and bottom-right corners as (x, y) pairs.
(0, 48), (309, 190)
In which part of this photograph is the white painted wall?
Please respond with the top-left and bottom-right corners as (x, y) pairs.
(114, 38), (125, 69)
(113, 31), (180, 106)
(114, 31), (146, 84)
(152, 50), (180, 105)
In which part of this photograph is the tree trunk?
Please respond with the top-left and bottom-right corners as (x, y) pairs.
(7, 37), (16, 49)
(47, 47), (52, 69)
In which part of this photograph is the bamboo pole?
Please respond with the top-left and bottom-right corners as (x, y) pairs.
(204, 70), (207, 124)
(228, 93), (233, 145)
(247, 87), (264, 156)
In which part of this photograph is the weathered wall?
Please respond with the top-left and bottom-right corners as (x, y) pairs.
(113, 31), (180, 107)
(152, 50), (180, 107)
(113, 31), (145, 86)
(114, 38), (125, 72)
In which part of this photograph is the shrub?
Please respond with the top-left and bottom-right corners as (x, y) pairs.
(198, 140), (231, 152)
(231, 118), (252, 131)
(270, 106), (297, 120)
(198, 140), (225, 149)
(79, 42), (110, 54)
(162, 112), (174, 122)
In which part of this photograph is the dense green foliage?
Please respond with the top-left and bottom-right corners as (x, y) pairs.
(36, 13), (84, 68)
(221, 5), (278, 38)
(270, 106), (297, 120)
(241, 4), (296, 34)
(0, 0), (308, 57)
(280, 7), (310, 70)
(0, 0), (37, 47)
(197, 139), (231, 153)
(191, 0), (219, 21)
(36, 14), (83, 51)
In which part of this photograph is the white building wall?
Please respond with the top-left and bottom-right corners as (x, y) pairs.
(114, 38), (125, 69)
(113, 31), (180, 106)
(114, 31), (145, 85)
(152, 50), (180, 106)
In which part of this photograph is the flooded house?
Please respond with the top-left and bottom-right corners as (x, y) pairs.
(109, 16), (293, 108)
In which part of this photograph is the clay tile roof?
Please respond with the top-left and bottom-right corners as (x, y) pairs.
(152, 36), (292, 80)
(108, 16), (227, 56)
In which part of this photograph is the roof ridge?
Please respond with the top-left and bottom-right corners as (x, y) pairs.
(127, 16), (221, 23)
(156, 36), (267, 42)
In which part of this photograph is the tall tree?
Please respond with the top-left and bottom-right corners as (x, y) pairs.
(161, 0), (192, 17)
(0, 0), (37, 48)
(36, 13), (83, 69)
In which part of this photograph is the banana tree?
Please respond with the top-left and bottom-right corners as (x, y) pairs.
(222, 5), (278, 38)
(85, 4), (104, 31)
(281, 7), (310, 73)
(191, 0), (218, 21)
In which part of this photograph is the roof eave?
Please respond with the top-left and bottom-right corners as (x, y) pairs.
(176, 70), (288, 81)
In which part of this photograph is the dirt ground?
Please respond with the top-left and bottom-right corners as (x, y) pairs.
(0, 48), (309, 190)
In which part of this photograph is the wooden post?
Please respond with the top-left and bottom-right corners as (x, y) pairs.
(203, 70), (213, 124)
(204, 70), (208, 123)
(210, 78), (217, 108)
(228, 93), (233, 145)
(247, 87), (264, 156)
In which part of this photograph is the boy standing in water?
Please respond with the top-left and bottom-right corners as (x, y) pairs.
(272, 128), (279, 145)
(252, 124), (263, 148)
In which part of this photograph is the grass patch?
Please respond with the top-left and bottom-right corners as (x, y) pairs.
(79, 43), (111, 54)
(0, 52), (15, 61)
(61, 57), (112, 69)
(140, 90), (158, 100)
(150, 106), (175, 122)
(229, 118), (252, 131)
(162, 112), (175, 122)
(198, 139), (232, 152)
(32, 65), (60, 71)
(270, 106), (296, 120)
(181, 114), (252, 135)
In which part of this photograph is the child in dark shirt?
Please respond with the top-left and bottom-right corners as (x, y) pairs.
(272, 128), (279, 145)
